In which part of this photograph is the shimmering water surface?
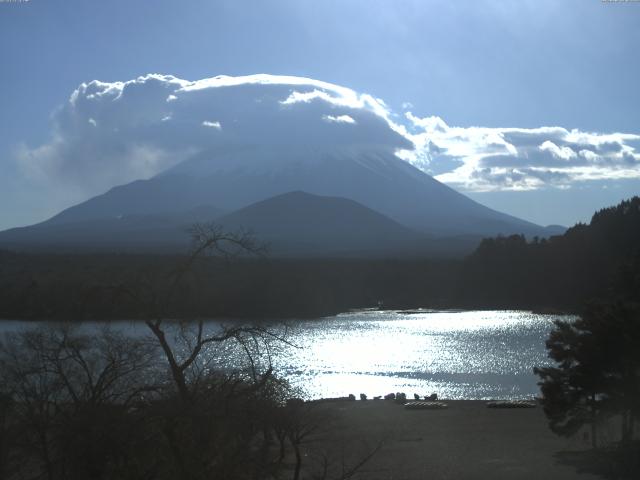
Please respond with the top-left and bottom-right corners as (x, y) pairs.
(267, 310), (568, 400)
(0, 310), (571, 400)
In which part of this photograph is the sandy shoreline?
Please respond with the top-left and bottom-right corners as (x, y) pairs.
(302, 400), (600, 480)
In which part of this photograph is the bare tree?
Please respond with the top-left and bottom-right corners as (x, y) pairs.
(113, 222), (278, 402)
(0, 325), (159, 480)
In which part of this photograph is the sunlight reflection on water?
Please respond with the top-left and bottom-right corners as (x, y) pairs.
(265, 310), (570, 400)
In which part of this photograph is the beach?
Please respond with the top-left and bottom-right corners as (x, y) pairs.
(301, 400), (600, 480)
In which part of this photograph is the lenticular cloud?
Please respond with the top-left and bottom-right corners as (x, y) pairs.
(16, 73), (640, 196)
(16, 74), (411, 195)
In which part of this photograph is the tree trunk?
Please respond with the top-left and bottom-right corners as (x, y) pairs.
(39, 429), (55, 480)
(162, 418), (192, 480)
(590, 395), (597, 449)
(0, 412), (5, 480)
(291, 438), (302, 480)
(279, 438), (286, 463)
(275, 430), (287, 463)
(146, 321), (191, 402)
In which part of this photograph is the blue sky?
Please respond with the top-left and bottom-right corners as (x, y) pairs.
(1, 0), (639, 229)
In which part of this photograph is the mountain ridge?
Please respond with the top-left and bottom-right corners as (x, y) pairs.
(0, 145), (565, 256)
(41, 145), (548, 236)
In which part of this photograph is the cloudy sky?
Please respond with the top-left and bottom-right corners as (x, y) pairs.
(1, 0), (639, 230)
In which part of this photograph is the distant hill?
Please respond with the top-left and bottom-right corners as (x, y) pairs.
(216, 191), (425, 257)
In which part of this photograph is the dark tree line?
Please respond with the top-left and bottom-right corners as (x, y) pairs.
(523, 198), (640, 476)
(0, 251), (459, 321)
(458, 196), (640, 310)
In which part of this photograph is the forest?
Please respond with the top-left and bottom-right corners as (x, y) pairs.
(458, 196), (640, 310)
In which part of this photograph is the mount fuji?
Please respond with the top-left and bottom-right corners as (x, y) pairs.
(0, 144), (563, 256)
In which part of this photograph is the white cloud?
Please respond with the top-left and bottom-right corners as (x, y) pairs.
(16, 73), (640, 197)
(322, 114), (356, 124)
(202, 120), (221, 129)
(539, 140), (576, 160)
(579, 149), (598, 161)
(401, 113), (640, 192)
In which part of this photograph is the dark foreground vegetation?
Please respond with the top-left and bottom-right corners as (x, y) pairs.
(1, 197), (639, 320)
(0, 323), (384, 480)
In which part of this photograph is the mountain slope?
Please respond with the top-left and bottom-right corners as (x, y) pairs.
(42, 145), (546, 238)
(0, 192), (432, 256)
(0, 206), (223, 253)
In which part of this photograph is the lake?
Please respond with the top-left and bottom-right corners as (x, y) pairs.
(0, 310), (570, 400)
(267, 309), (568, 400)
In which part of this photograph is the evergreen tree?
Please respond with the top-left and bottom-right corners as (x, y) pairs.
(535, 302), (640, 447)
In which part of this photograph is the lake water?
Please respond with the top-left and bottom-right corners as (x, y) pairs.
(267, 310), (567, 400)
(0, 310), (570, 400)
